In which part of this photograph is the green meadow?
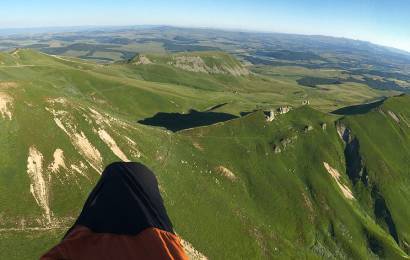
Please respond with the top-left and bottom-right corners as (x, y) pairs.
(0, 49), (408, 259)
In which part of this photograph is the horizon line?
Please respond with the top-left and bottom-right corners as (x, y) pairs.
(0, 23), (409, 55)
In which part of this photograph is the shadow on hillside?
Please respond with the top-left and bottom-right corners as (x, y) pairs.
(331, 98), (386, 115)
(138, 109), (238, 132)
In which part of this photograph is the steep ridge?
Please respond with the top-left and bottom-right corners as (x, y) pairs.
(336, 95), (410, 256)
(173, 105), (408, 259)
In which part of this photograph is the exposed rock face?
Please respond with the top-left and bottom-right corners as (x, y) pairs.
(273, 135), (297, 154)
(167, 55), (249, 76)
(273, 144), (282, 154)
(132, 55), (152, 65)
(304, 125), (314, 132)
(266, 106), (292, 122)
(336, 123), (400, 246)
(265, 110), (275, 122)
(0, 92), (13, 120)
(336, 122), (367, 185)
(336, 123), (350, 142)
(0, 81), (18, 89)
(387, 110), (400, 123)
(323, 162), (355, 200)
(224, 65), (249, 77)
(215, 166), (237, 181)
(46, 100), (103, 173)
(27, 146), (52, 224)
(98, 129), (130, 162)
(49, 149), (67, 174)
(130, 54), (250, 76)
(280, 138), (292, 148)
(180, 238), (208, 260)
(277, 106), (292, 115)
(173, 56), (209, 73)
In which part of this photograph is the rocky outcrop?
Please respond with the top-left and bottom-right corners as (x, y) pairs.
(132, 55), (152, 65)
(215, 166), (237, 182)
(278, 106), (292, 115)
(27, 146), (52, 224)
(336, 122), (368, 185)
(172, 56), (209, 73)
(168, 55), (249, 76)
(304, 125), (314, 133)
(130, 53), (249, 76)
(265, 106), (292, 122)
(180, 238), (208, 260)
(323, 162), (354, 200)
(265, 110), (275, 122)
(387, 110), (400, 123)
(273, 144), (282, 154)
(97, 129), (130, 162)
(0, 92), (13, 120)
(49, 149), (67, 174)
(272, 135), (298, 154)
(336, 123), (350, 142)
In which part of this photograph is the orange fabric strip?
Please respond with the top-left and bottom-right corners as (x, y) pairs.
(41, 226), (189, 260)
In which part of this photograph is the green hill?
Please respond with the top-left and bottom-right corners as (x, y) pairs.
(129, 51), (248, 75)
(0, 49), (409, 259)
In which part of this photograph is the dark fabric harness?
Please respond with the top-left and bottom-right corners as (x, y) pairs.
(65, 162), (174, 238)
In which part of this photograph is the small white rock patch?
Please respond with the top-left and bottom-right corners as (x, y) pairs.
(0, 92), (13, 120)
(215, 166), (237, 182)
(387, 110), (400, 123)
(49, 149), (67, 174)
(323, 162), (354, 200)
(180, 238), (208, 260)
(125, 136), (142, 158)
(98, 129), (129, 162)
(27, 146), (52, 223)
(52, 115), (103, 173)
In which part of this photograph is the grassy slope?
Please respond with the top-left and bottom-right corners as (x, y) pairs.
(168, 106), (407, 259)
(339, 95), (410, 256)
(0, 49), (408, 259)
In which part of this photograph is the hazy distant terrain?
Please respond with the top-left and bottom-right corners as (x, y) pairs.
(0, 27), (409, 259)
(1, 26), (410, 94)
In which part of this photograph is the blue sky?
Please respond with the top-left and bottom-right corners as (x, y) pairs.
(1, 0), (409, 51)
